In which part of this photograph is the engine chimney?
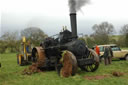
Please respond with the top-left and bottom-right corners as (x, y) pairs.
(70, 13), (77, 38)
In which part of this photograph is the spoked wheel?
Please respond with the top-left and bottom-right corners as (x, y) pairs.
(80, 49), (99, 72)
(56, 50), (78, 77)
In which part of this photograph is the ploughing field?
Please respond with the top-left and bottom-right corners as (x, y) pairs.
(0, 53), (128, 85)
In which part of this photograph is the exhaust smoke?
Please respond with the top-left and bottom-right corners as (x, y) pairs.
(68, 0), (89, 13)
(68, 0), (89, 38)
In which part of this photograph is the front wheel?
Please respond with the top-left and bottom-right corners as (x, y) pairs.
(80, 49), (99, 72)
(56, 50), (78, 77)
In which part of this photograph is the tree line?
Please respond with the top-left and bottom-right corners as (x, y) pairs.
(0, 22), (128, 53)
(0, 27), (48, 53)
(84, 22), (128, 48)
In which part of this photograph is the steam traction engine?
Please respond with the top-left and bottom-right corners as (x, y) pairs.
(32, 13), (99, 76)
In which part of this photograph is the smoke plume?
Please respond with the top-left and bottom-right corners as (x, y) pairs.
(68, 0), (89, 13)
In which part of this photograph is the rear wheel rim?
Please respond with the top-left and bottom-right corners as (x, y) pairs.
(80, 49), (99, 72)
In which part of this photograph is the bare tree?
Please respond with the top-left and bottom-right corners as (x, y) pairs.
(0, 31), (19, 52)
(92, 22), (115, 44)
(0, 40), (7, 53)
(120, 24), (128, 47)
(21, 27), (48, 45)
(120, 24), (128, 34)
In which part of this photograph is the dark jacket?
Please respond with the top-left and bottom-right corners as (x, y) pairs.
(103, 47), (113, 58)
(103, 47), (109, 58)
(109, 47), (113, 57)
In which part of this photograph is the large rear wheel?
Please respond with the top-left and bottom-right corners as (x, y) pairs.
(80, 49), (99, 72)
(32, 47), (46, 67)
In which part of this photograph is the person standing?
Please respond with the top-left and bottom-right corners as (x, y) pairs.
(95, 45), (100, 56)
(103, 46), (109, 65)
(108, 47), (113, 64)
(103, 46), (113, 65)
(95, 45), (102, 62)
(26, 40), (31, 53)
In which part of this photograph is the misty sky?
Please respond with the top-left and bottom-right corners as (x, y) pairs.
(1, 0), (128, 36)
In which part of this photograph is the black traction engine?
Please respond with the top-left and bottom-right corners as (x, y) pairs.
(32, 13), (99, 76)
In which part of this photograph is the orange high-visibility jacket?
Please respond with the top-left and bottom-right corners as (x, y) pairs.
(95, 46), (100, 56)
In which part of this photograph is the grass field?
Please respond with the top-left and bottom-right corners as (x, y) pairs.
(0, 53), (128, 85)
(122, 48), (128, 50)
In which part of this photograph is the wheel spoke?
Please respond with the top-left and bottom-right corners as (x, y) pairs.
(80, 49), (99, 72)
(89, 65), (93, 71)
